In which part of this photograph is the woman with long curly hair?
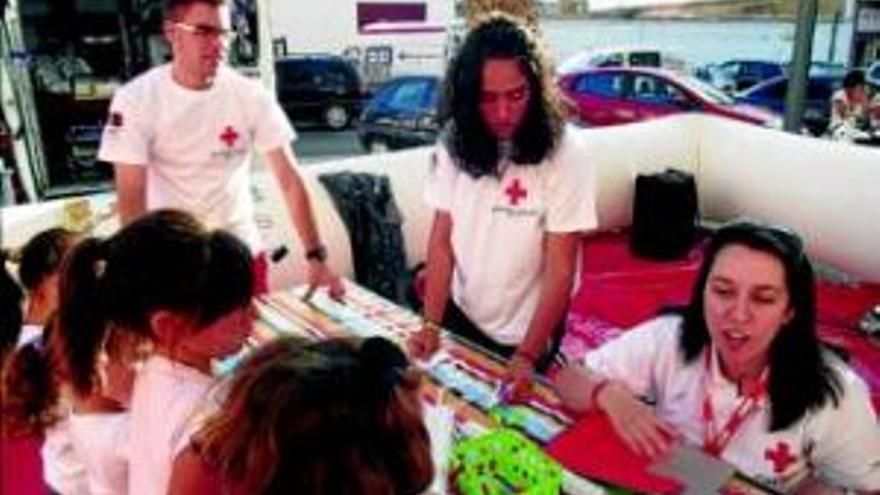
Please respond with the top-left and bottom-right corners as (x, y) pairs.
(408, 12), (597, 399)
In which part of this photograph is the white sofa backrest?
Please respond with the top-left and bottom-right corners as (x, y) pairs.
(697, 115), (880, 281)
(3, 114), (879, 287)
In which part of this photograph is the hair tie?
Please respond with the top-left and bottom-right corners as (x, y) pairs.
(359, 337), (409, 394)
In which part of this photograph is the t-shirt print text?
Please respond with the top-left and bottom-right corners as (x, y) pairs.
(211, 124), (248, 160)
(492, 178), (541, 217)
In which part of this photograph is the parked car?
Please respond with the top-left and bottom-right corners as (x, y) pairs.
(558, 67), (780, 129)
(357, 75), (440, 152)
(696, 60), (784, 93)
(275, 55), (364, 130)
(557, 46), (690, 76)
(866, 60), (880, 88)
(736, 74), (843, 136)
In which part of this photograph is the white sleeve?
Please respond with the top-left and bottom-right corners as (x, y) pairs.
(423, 142), (457, 212)
(582, 316), (679, 400)
(250, 82), (296, 153)
(806, 366), (880, 492)
(97, 86), (150, 165)
(545, 130), (598, 233)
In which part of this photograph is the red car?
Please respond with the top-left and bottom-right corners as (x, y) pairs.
(558, 67), (780, 128)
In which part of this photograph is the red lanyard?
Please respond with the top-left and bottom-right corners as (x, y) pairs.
(701, 351), (768, 457)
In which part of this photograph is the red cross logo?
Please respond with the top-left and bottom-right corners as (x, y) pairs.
(764, 442), (797, 474)
(504, 178), (527, 206)
(219, 125), (239, 148)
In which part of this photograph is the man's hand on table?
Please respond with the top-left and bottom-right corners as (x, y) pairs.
(303, 260), (345, 300)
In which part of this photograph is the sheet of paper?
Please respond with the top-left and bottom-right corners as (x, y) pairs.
(651, 445), (736, 495)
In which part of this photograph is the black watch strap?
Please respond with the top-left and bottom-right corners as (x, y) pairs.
(305, 244), (327, 263)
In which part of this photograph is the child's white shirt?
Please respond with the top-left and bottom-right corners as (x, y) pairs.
(128, 355), (215, 495)
(68, 411), (129, 495)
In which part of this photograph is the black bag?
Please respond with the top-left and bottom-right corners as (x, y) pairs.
(630, 168), (699, 260)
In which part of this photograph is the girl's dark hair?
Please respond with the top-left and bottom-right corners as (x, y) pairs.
(195, 336), (433, 495)
(0, 249), (24, 360)
(18, 228), (78, 292)
(1, 320), (64, 436)
(678, 220), (841, 430)
(1, 228), (76, 362)
(440, 12), (565, 178)
(58, 209), (254, 398)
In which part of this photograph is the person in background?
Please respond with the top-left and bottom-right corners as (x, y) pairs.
(408, 12), (597, 399)
(829, 69), (876, 140)
(98, 0), (342, 296)
(554, 220), (880, 494)
(167, 336), (434, 495)
(0, 228), (78, 355)
(57, 209), (256, 495)
(0, 228), (85, 495)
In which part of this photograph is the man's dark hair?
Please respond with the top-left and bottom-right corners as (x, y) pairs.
(843, 69), (865, 90)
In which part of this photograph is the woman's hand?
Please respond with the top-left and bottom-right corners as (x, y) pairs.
(407, 325), (441, 360)
(501, 353), (536, 403)
(597, 382), (679, 459)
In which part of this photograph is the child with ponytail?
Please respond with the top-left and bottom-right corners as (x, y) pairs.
(0, 227), (77, 357)
(58, 208), (256, 495)
(1, 227), (85, 494)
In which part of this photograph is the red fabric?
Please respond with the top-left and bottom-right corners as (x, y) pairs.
(1, 435), (44, 494)
(253, 251), (270, 296)
(546, 411), (684, 494)
(573, 231), (704, 328)
(565, 230), (880, 413)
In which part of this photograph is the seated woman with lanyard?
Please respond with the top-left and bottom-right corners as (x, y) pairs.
(555, 220), (880, 494)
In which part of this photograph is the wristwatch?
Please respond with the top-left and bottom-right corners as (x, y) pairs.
(305, 244), (327, 263)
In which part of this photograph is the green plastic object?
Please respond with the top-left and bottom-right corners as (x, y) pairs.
(451, 428), (563, 495)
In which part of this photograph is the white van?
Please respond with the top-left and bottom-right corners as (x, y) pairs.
(557, 46), (691, 76)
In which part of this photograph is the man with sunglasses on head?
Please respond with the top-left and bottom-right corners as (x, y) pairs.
(99, 0), (343, 297)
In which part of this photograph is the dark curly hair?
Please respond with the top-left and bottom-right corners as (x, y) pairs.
(678, 220), (841, 430)
(440, 12), (565, 178)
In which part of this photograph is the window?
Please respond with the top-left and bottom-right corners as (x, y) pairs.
(629, 52), (662, 67)
(277, 62), (311, 89)
(631, 75), (687, 105)
(593, 53), (624, 68)
(806, 81), (834, 101)
(386, 79), (433, 110)
(357, 2), (426, 31)
(763, 81), (788, 100)
(573, 73), (624, 98)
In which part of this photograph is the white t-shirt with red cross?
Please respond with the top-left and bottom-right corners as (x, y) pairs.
(583, 315), (880, 493)
(98, 64), (296, 251)
(424, 129), (598, 345)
